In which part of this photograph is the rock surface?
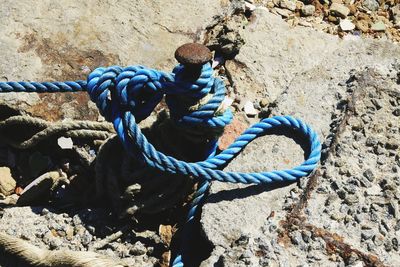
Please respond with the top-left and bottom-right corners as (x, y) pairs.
(200, 8), (400, 267)
(299, 66), (400, 266)
(224, 9), (339, 104)
(0, 1), (399, 267)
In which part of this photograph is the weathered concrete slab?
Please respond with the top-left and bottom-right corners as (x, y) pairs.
(288, 65), (400, 266)
(200, 8), (400, 267)
(226, 8), (339, 104)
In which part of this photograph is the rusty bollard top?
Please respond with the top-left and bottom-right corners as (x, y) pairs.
(174, 43), (212, 65)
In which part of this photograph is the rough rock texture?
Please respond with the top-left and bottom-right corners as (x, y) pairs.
(225, 9), (339, 104)
(298, 66), (400, 266)
(0, 1), (400, 267)
(200, 8), (400, 267)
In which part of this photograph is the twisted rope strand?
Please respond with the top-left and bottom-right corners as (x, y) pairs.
(117, 111), (320, 184)
(0, 80), (87, 93)
(0, 115), (114, 149)
(0, 232), (126, 267)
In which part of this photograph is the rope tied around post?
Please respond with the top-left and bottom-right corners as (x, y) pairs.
(0, 43), (321, 267)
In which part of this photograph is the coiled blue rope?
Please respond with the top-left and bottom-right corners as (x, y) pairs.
(0, 61), (321, 266)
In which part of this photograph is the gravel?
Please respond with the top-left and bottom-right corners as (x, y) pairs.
(0, 207), (160, 266)
(259, 0), (400, 42)
(300, 65), (400, 266)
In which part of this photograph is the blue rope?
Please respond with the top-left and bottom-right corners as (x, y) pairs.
(0, 62), (321, 266)
(0, 80), (86, 92)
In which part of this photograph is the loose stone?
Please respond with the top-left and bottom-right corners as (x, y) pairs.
(371, 21), (386, 32)
(0, 167), (16, 196)
(280, 0), (297, 11)
(276, 8), (292, 18)
(58, 137), (74, 149)
(340, 19), (355, 31)
(301, 5), (315, 16)
(259, 98), (269, 108)
(330, 3), (350, 18)
(362, 0), (379, 12)
(356, 20), (370, 33)
(243, 101), (258, 117)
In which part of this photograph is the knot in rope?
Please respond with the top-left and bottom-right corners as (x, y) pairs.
(87, 66), (165, 122)
(86, 62), (233, 130)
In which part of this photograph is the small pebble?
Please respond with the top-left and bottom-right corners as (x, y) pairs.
(301, 5), (315, 17)
(355, 20), (369, 33)
(362, 0), (379, 12)
(41, 208), (50, 216)
(58, 137), (74, 150)
(280, 0), (297, 11)
(80, 230), (93, 246)
(330, 3), (350, 18)
(259, 98), (269, 108)
(340, 19), (355, 32)
(130, 241), (147, 256)
(276, 8), (292, 18)
(371, 21), (386, 32)
(245, 2), (256, 11)
(243, 101), (258, 117)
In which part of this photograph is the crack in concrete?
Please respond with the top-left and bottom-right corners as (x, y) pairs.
(279, 85), (389, 267)
(153, 22), (200, 41)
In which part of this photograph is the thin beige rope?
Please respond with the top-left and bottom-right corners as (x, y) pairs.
(0, 232), (126, 267)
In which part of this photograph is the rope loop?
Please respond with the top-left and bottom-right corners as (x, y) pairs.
(117, 111), (321, 184)
(115, 66), (165, 122)
(87, 66), (123, 120)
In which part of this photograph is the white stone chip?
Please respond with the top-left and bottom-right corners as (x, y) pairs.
(212, 56), (225, 69)
(244, 101), (258, 116)
(57, 137), (74, 149)
(245, 2), (256, 12)
(222, 97), (234, 110)
(339, 19), (355, 31)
